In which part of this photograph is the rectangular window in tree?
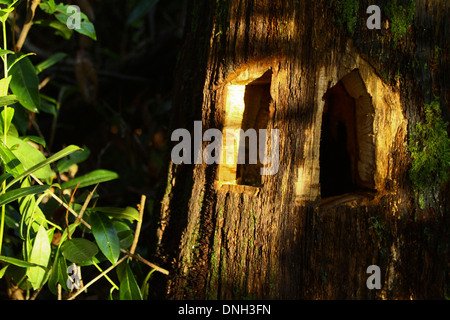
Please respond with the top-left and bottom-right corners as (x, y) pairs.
(218, 69), (273, 188)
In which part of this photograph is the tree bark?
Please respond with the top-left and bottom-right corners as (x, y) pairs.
(156, 0), (449, 299)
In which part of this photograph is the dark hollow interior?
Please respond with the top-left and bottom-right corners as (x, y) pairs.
(320, 81), (359, 198)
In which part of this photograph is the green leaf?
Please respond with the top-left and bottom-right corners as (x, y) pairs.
(39, 98), (57, 116)
(141, 268), (157, 300)
(119, 262), (143, 300)
(0, 75), (11, 96)
(0, 185), (50, 207)
(0, 49), (13, 56)
(56, 146), (90, 173)
(7, 53), (36, 74)
(0, 95), (18, 107)
(8, 54), (40, 113)
(4, 135), (54, 180)
(35, 52), (67, 74)
(61, 169), (119, 190)
(38, 0), (56, 14)
(0, 255), (44, 268)
(114, 221), (134, 249)
(4, 205), (19, 229)
(0, 7), (13, 23)
(0, 265), (7, 279)
(33, 19), (74, 40)
(22, 135), (46, 148)
(127, 0), (159, 26)
(89, 213), (120, 264)
(0, 0), (19, 8)
(10, 103), (28, 134)
(19, 190), (49, 236)
(54, 4), (97, 40)
(48, 250), (69, 294)
(90, 206), (140, 221)
(0, 142), (24, 178)
(6, 144), (81, 190)
(27, 225), (51, 290)
(59, 223), (79, 245)
(0, 106), (14, 134)
(61, 238), (98, 265)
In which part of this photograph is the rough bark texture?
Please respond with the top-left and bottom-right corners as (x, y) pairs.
(155, 0), (449, 299)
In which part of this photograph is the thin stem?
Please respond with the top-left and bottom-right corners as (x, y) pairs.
(2, 20), (7, 143)
(0, 19), (8, 256)
(75, 184), (98, 224)
(30, 173), (91, 229)
(93, 261), (119, 291)
(119, 249), (169, 275)
(15, 0), (41, 53)
(0, 205), (5, 255)
(67, 255), (128, 300)
(129, 195), (146, 256)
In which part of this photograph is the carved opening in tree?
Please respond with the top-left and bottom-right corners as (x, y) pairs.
(217, 69), (273, 188)
(320, 70), (375, 198)
(237, 70), (272, 186)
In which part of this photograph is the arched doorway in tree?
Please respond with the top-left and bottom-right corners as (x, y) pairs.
(320, 70), (375, 198)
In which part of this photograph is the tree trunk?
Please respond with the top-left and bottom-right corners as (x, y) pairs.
(156, 0), (449, 299)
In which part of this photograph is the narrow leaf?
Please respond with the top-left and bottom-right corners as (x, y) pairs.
(7, 53), (36, 74)
(54, 4), (97, 40)
(35, 52), (67, 74)
(39, 0), (56, 14)
(0, 255), (44, 268)
(0, 143), (24, 178)
(0, 106), (14, 137)
(127, 0), (159, 26)
(114, 221), (134, 250)
(89, 213), (120, 264)
(61, 169), (119, 190)
(0, 75), (11, 96)
(5, 135), (54, 179)
(39, 99), (57, 116)
(0, 185), (50, 207)
(48, 251), (69, 294)
(56, 146), (90, 173)
(0, 265), (7, 279)
(22, 135), (46, 148)
(61, 238), (98, 266)
(33, 19), (74, 40)
(0, 95), (18, 106)
(27, 225), (51, 290)
(0, 7), (13, 23)
(0, 49), (14, 56)
(119, 262), (143, 300)
(6, 145), (81, 190)
(8, 54), (40, 113)
(90, 206), (140, 221)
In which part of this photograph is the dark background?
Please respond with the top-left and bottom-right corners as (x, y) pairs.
(29, 0), (185, 248)
(1, 0), (186, 299)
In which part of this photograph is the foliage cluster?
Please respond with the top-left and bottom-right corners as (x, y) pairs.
(386, 0), (415, 44)
(0, 0), (164, 300)
(333, 0), (359, 35)
(408, 97), (450, 209)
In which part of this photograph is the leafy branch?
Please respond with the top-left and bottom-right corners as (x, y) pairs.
(408, 97), (450, 209)
(0, 0), (168, 300)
